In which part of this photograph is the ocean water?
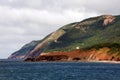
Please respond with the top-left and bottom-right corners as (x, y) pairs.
(0, 61), (120, 80)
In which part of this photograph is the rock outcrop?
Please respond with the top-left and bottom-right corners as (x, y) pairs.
(29, 47), (120, 62)
(102, 15), (115, 26)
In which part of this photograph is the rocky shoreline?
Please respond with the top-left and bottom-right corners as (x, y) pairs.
(25, 48), (120, 62)
(25, 58), (120, 64)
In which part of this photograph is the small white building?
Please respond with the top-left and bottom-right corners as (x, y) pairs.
(76, 46), (80, 50)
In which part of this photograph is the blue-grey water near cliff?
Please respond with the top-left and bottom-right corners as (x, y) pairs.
(0, 61), (120, 80)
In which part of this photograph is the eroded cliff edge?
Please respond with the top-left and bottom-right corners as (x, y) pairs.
(9, 15), (120, 62)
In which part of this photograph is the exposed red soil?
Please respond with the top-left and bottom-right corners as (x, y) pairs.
(33, 48), (120, 62)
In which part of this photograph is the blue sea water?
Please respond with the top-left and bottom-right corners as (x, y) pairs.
(0, 61), (120, 80)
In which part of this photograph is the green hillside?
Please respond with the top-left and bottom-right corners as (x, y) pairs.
(9, 15), (120, 59)
(42, 15), (120, 52)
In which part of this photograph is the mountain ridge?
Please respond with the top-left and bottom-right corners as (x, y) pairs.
(9, 15), (120, 62)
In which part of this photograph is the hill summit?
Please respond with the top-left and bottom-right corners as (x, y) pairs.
(9, 15), (120, 62)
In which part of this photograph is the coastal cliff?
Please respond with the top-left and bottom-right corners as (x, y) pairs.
(9, 15), (120, 62)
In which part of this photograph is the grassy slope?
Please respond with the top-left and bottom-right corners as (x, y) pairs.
(9, 15), (120, 59)
(42, 15), (120, 56)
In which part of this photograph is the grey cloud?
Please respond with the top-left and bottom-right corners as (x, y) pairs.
(0, 0), (119, 14)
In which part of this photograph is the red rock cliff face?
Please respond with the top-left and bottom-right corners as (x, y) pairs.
(34, 48), (120, 62)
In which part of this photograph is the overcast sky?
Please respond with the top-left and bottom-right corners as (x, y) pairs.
(0, 0), (120, 58)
